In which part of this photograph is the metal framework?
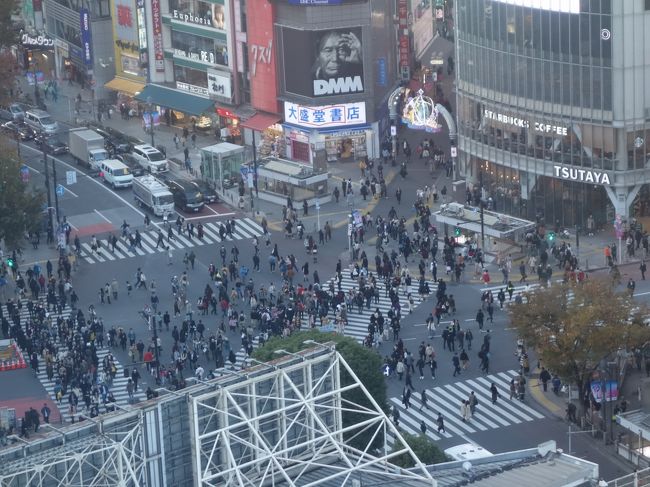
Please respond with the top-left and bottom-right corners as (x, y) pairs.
(191, 349), (436, 487)
(0, 412), (146, 487)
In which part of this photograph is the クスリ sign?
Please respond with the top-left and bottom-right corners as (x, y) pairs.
(554, 165), (611, 185)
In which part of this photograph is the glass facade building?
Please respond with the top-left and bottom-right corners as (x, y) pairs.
(455, 0), (650, 230)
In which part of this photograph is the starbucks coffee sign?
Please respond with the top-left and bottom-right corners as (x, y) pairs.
(554, 165), (611, 185)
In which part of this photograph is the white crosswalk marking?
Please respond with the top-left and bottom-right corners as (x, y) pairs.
(0, 299), (145, 422)
(480, 282), (572, 306)
(306, 274), (437, 343)
(387, 370), (544, 445)
(78, 218), (264, 264)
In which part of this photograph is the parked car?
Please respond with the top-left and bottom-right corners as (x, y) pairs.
(0, 103), (25, 122)
(35, 133), (69, 155)
(193, 179), (218, 204)
(1, 121), (35, 140)
(164, 178), (204, 212)
(116, 152), (145, 176)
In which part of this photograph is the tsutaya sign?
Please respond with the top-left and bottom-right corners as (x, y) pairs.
(554, 165), (611, 185)
(484, 109), (568, 136)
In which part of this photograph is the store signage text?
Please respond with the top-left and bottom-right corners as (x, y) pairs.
(174, 48), (216, 64)
(484, 109), (568, 136)
(250, 40), (272, 77)
(314, 76), (363, 96)
(79, 9), (93, 65)
(554, 165), (611, 185)
(207, 69), (232, 99)
(22, 33), (54, 47)
(176, 82), (209, 97)
(172, 9), (211, 26)
(151, 0), (164, 71)
(284, 101), (366, 128)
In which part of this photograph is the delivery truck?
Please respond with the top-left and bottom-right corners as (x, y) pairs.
(69, 128), (109, 169)
(132, 175), (175, 217)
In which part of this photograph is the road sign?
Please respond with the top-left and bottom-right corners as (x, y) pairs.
(315, 198), (320, 210)
(56, 184), (65, 196)
(20, 165), (30, 182)
(66, 170), (77, 185)
(347, 223), (353, 236)
(390, 125), (397, 137)
(451, 147), (457, 158)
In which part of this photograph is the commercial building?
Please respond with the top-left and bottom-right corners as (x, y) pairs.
(44, 0), (115, 100)
(455, 0), (650, 230)
(274, 0), (398, 167)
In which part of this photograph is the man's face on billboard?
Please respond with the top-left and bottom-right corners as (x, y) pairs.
(317, 32), (345, 77)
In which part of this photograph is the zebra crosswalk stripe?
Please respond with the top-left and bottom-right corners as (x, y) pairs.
(78, 218), (264, 265)
(0, 300), (145, 420)
(386, 370), (544, 445)
(309, 275), (437, 342)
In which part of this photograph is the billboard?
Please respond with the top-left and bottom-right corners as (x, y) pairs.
(246, 0), (278, 113)
(79, 8), (93, 66)
(283, 26), (364, 98)
(151, 0), (164, 71)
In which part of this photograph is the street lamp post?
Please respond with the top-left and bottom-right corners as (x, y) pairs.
(42, 149), (54, 238)
(51, 156), (60, 224)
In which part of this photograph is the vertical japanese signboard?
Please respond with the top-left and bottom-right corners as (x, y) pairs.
(151, 0), (164, 72)
(398, 0), (409, 80)
(80, 8), (93, 66)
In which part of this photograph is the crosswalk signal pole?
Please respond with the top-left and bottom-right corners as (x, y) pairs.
(479, 168), (485, 252)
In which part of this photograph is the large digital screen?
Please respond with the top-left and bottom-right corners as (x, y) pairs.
(492, 0), (579, 14)
(283, 27), (365, 98)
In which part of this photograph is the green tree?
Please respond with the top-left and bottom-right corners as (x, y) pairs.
(253, 329), (387, 451)
(391, 433), (448, 468)
(0, 0), (20, 49)
(0, 140), (45, 250)
(509, 278), (650, 401)
(0, 51), (20, 106)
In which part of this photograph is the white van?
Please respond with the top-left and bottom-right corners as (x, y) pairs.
(100, 159), (134, 189)
(131, 144), (168, 173)
(24, 109), (59, 134)
(444, 443), (493, 461)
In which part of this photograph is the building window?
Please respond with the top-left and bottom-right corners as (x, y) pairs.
(171, 30), (228, 66)
(174, 65), (208, 88)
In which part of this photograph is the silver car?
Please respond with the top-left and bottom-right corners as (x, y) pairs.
(0, 103), (25, 122)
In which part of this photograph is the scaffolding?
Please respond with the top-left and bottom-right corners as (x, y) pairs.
(0, 348), (436, 487)
(191, 349), (436, 486)
(0, 411), (146, 487)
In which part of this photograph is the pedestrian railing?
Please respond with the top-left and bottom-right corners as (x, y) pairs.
(607, 466), (650, 487)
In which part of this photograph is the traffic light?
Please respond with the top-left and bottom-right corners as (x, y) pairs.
(454, 226), (461, 237)
(546, 231), (556, 242)
(6, 257), (14, 268)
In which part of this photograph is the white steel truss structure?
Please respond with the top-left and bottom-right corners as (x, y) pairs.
(191, 349), (436, 487)
(0, 412), (146, 487)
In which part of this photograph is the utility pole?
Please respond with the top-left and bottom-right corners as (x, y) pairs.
(147, 97), (155, 147)
(478, 170), (485, 255)
(51, 156), (60, 224)
(42, 147), (53, 237)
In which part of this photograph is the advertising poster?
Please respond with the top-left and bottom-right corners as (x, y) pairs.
(79, 8), (93, 66)
(283, 26), (364, 98)
(151, 0), (164, 71)
(246, 0), (278, 113)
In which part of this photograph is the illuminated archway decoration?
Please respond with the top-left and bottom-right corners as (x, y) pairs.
(401, 88), (442, 133)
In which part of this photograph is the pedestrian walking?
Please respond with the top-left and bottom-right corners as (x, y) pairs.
(436, 413), (446, 433)
(460, 400), (470, 422)
(402, 387), (412, 410)
(468, 391), (478, 415)
(420, 390), (429, 410)
(420, 420), (427, 435)
(392, 405), (400, 426)
(490, 383), (499, 404)
(539, 367), (551, 392)
(452, 352), (461, 377)
(41, 403), (51, 424)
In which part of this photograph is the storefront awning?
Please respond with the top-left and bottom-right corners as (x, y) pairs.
(241, 112), (280, 132)
(135, 84), (215, 116)
(104, 77), (145, 97)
